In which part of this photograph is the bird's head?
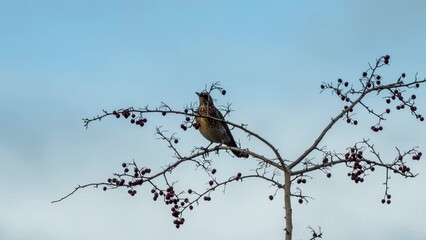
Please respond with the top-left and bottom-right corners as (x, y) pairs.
(196, 91), (214, 106)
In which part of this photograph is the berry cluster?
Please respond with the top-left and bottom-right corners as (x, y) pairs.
(370, 125), (383, 132)
(135, 186), (187, 228)
(381, 194), (392, 205)
(412, 152), (422, 160)
(112, 110), (147, 127)
(100, 161), (258, 229)
(390, 152), (421, 175)
(344, 148), (369, 184)
(296, 178), (307, 184)
(320, 54), (425, 133)
(179, 109), (196, 131)
(383, 89), (424, 122)
(150, 185), (194, 229)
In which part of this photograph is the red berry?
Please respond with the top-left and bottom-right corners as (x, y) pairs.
(326, 173), (332, 178)
(103, 186), (107, 191)
(174, 139), (179, 144)
(221, 90), (226, 95)
(353, 120), (358, 125)
(208, 180), (214, 186)
(320, 84), (325, 89)
(386, 99), (391, 104)
(362, 72), (368, 77)
(411, 94), (416, 100)
(386, 109), (390, 114)
(211, 169), (217, 174)
(381, 199), (386, 204)
(298, 198), (303, 204)
(269, 195), (274, 201)
(401, 73), (406, 78)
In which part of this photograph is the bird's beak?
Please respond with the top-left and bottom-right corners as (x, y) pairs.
(195, 92), (200, 96)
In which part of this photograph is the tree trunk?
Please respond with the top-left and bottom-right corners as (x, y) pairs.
(284, 171), (293, 240)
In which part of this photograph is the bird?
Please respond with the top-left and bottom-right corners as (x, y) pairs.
(195, 91), (242, 157)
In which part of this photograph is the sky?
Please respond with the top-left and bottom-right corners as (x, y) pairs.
(1, 0), (426, 239)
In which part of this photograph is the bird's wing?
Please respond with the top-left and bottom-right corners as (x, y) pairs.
(215, 109), (237, 148)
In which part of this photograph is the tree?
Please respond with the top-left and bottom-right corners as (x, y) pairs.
(53, 55), (425, 240)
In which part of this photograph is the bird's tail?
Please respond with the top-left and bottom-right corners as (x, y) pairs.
(226, 139), (243, 158)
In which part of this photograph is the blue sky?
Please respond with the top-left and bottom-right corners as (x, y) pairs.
(1, 1), (426, 239)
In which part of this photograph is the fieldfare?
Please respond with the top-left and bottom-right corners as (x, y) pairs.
(195, 91), (242, 157)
